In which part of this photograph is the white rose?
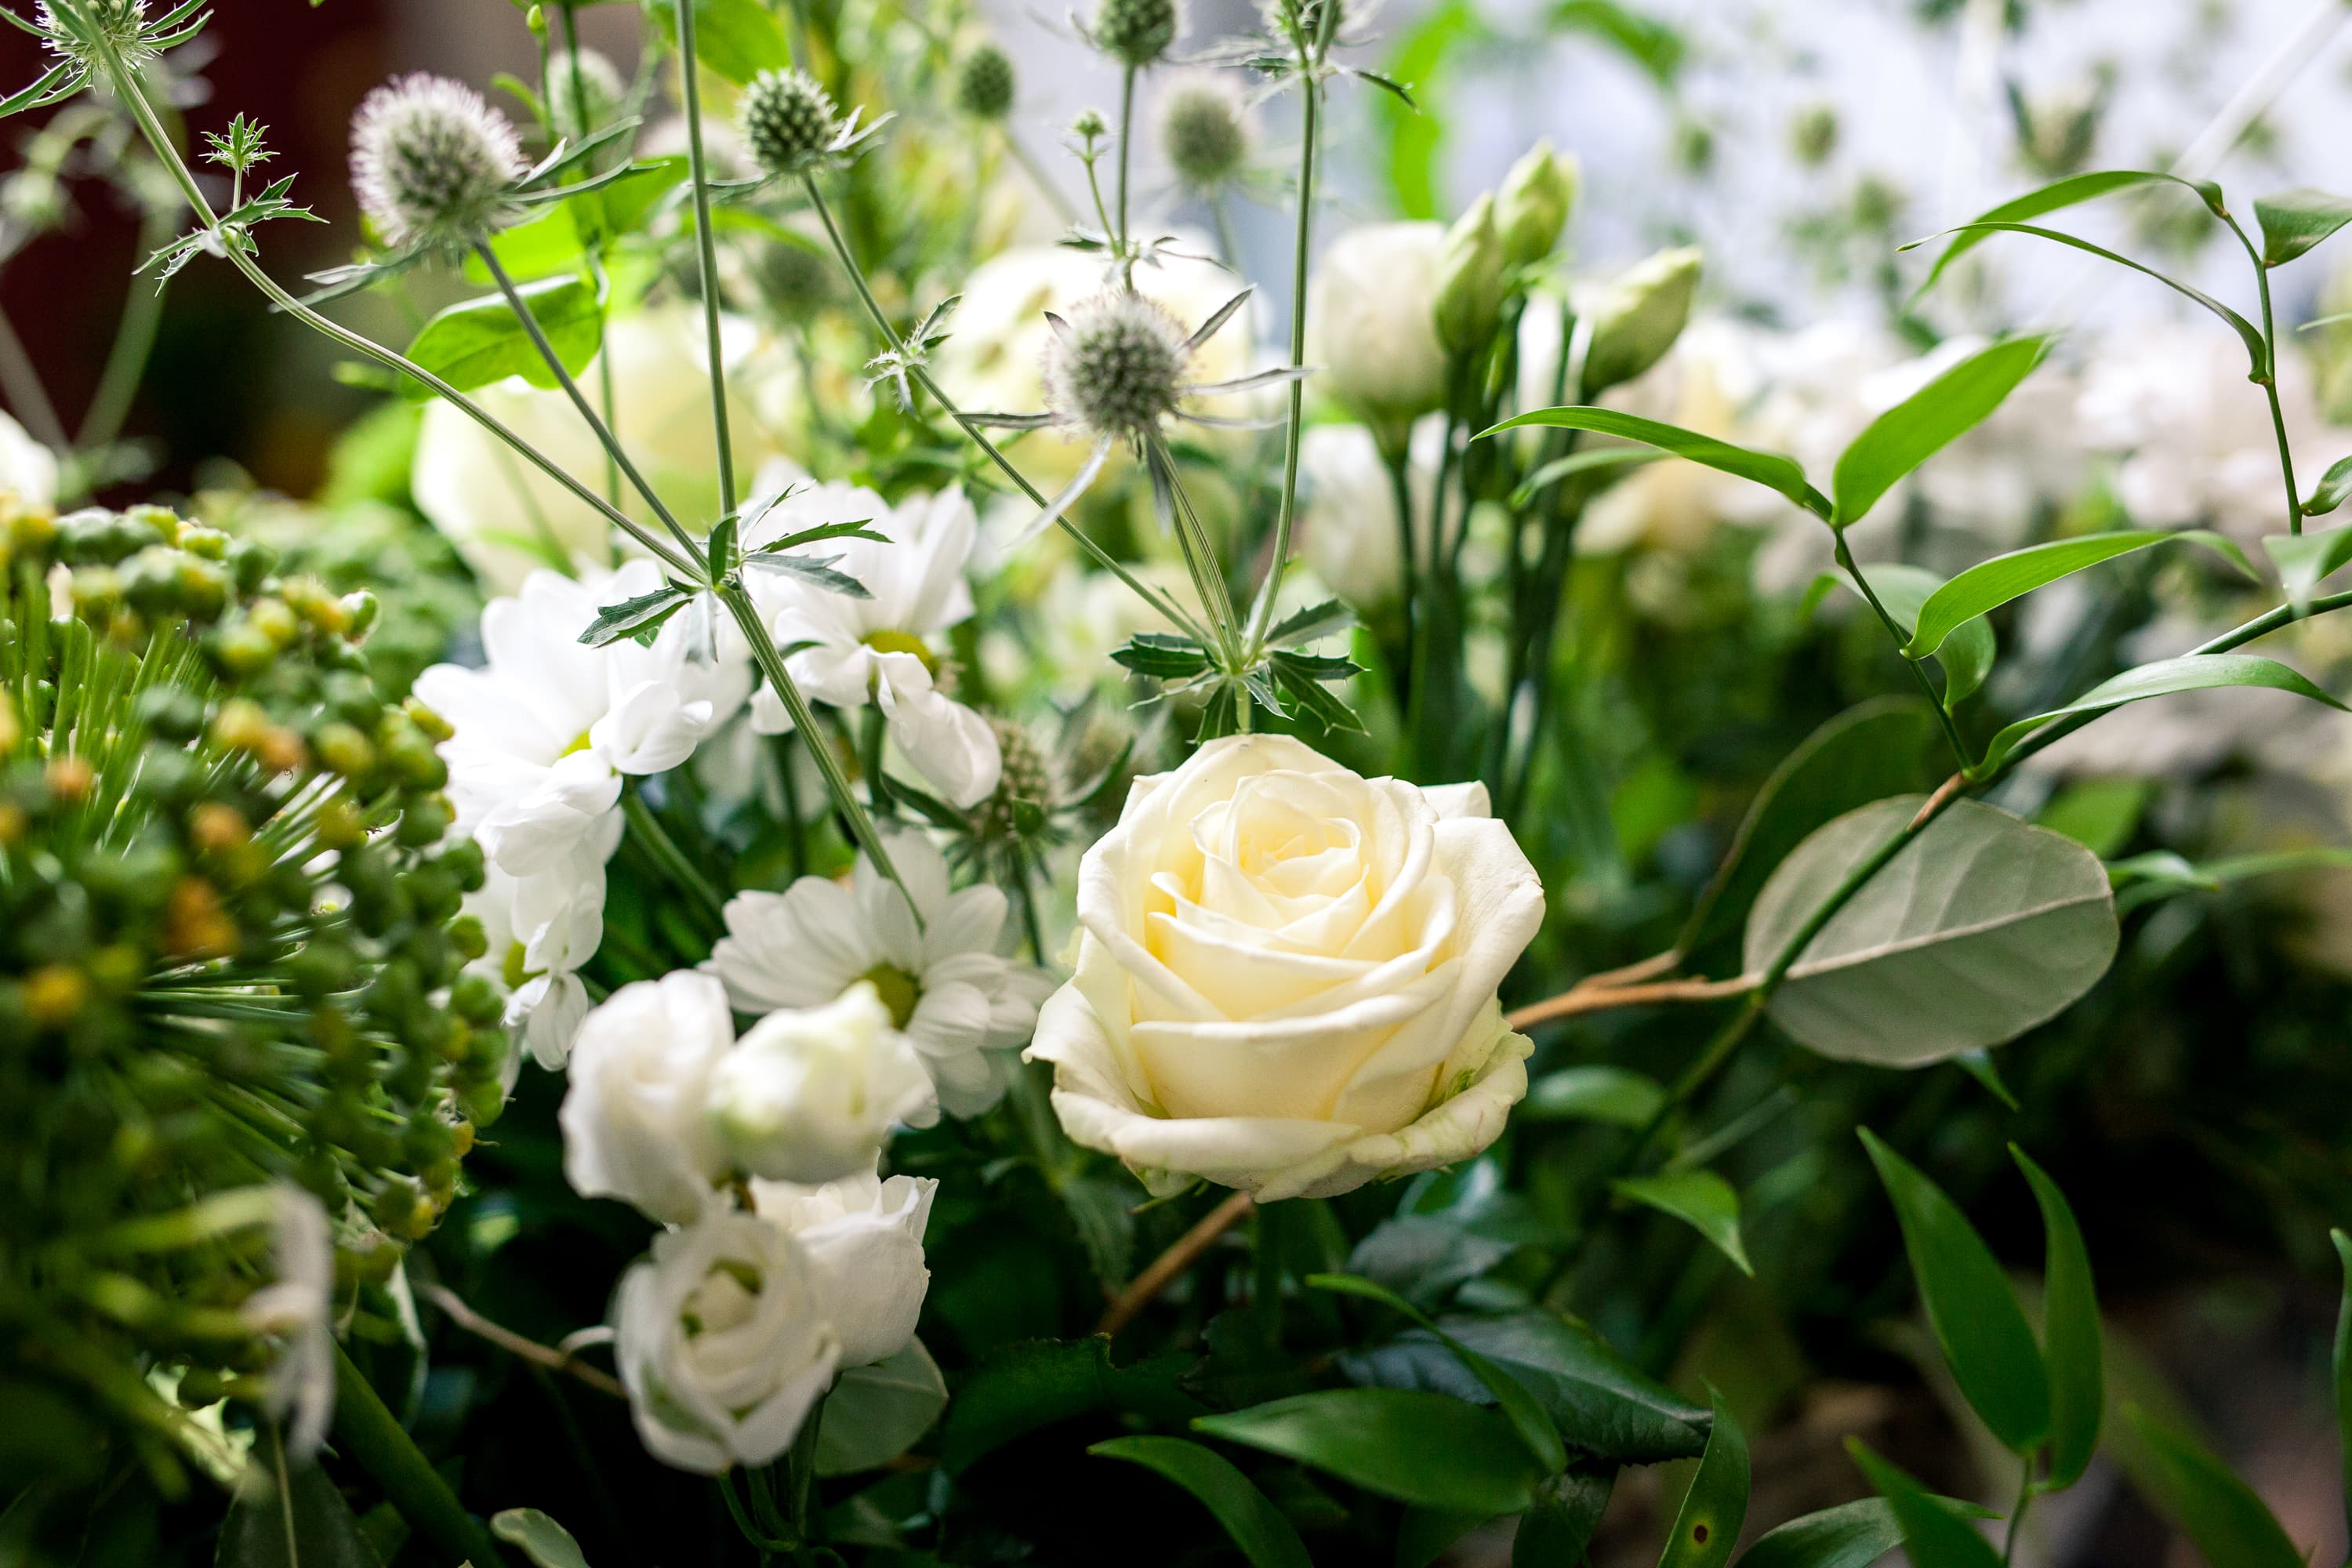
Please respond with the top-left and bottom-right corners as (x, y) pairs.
(1026, 735), (1545, 1200)
(706, 982), (937, 1185)
(613, 1208), (841, 1473)
(559, 971), (734, 1224)
(752, 1164), (937, 1369)
(411, 306), (790, 592)
(1305, 223), (1448, 432)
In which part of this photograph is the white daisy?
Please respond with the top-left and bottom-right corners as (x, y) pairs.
(702, 832), (1052, 1117)
(466, 838), (613, 1074)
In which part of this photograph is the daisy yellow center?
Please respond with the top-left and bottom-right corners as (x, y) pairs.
(561, 729), (594, 757)
(502, 940), (540, 990)
(861, 630), (938, 676)
(859, 963), (921, 1030)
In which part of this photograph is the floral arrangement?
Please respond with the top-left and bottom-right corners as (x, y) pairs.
(2, 0), (2352, 1565)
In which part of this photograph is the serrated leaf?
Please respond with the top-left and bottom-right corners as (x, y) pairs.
(2012, 1147), (2101, 1488)
(1860, 1130), (2051, 1456)
(2122, 1406), (2304, 1568)
(2255, 187), (2352, 267)
(1268, 597), (1356, 648)
(1903, 531), (2255, 659)
(1610, 1170), (1751, 1276)
(1481, 407), (1831, 520)
(1112, 633), (1214, 680)
(1831, 337), (2049, 528)
(579, 585), (693, 648)
(404, 274), (604, 397)
(1846, 1442), (2004, 1567)
(740, 552), (872, 599)
(1913, 170), (2220, 293)
(1975, 653), (2345, 778)
(705, 515), (737, 583)
(1659, 1388), (1747, 1568)
(1089, 1438), (1313, 1568)
(1194, 1389), (1545, 1515)
(756, 519), (888, 553)
(1269, 657), (1368, 735)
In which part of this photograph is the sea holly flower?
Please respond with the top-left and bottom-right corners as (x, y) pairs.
(0, 0), (208, 118)
(349, 72), (528, 250)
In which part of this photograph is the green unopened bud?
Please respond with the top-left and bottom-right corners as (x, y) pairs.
(1434, 193), (1506, 354)
(1580, 245), (1701, 394)
(1496, 140), (1578, 267)
(1790, 103), (1838, 167)
(1091, 0), (1181, 66)
(956, 44), (1016, 121)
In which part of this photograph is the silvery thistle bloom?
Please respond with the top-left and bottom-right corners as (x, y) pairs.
(751, 1163), (938, 1368)
(706, 982), (937, 1185)
(237, 1186), (337, 1458)
(348, 73), (528, 250)
(702, 832), (1053, 1117)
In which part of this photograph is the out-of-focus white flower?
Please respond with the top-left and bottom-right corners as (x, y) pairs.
(613, 1208), (840, 1473)
(1306, 223), (1448, 432)
(1297, 420), (1445, 609)
(466, 844), (611, 1074)
(2078, 318), (2318, 541)
(412, 307), (790, 591)
(0, 410), (59, 508)
(706, 982), (935, 1185)
(752, 1163), (937, 1368)
(414, 561), (748, 880)
(559, 971), (737, 1225)
(742, 474), (1000, 807)
(238, 1185), (336, 1458)
(982, 558), (1192, 702)
(704, 833), (1051, 1117)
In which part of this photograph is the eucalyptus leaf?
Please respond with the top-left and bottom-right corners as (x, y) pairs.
(1736, 1495), (1998, 1568)
(1193, 1388), (1545, 1515)
(403, 274), (604, 397)
(1911, 169), (2222, 293)
(815, 1338), (948, 1475)
(1975, 654), (2346, 777)
(2012, 1148), (2101, 1489)
(1860, 1130), (2051, 1455)
(1658, 1388), (1747, 1568)
(1610, 1170), (1752, 1276)
(1846, 1441), (2004, 1568)
(2254, 187), (2352, 267)
(1743, 798), (2118, 1067)
(1087, 1436), (1314, 1568)
(1480, 407), (1831, 520)
(1904, 531), (2255, 660)
(1830, 337), (2049, 528)
(490, 1510), (590, 1568)
(2122, 1406), (2305, 1568)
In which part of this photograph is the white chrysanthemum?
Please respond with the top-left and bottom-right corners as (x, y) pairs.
(466, 845), (611, 1075)
(238, 1185), (336, 1459)
(349, 72), (527, 249)
(702, 832), (1053, 1117)
(742, 472), (1002, 807)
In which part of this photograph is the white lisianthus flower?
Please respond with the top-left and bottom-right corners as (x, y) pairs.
(0, 410), (59, 508)
(414, 561), (749, 880)
(1298, 421), (1445, 610)
(706, 982), (936, 1185)
(238, 1185), (336, 1458)
(703, 833), (1053, 1116)
(559, 971), (737, 1225)
(742, 474), (1001, 807)
(411, 306), (791, 591)
(613, 1207), (841, 1474)
(1305, 223), (1449, 434)
(752, 1163), (937, 1369)
(1025, 735), (1545, 1200)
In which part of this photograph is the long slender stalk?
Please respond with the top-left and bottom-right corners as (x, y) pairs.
(1115, 64), (1137, 284)
(2251, 253), (2302, 536)
(1835, 532), (1973, 768)
(331, 1344), (510, 1567)
(0, 300), (67, 452)
(1243, 74), (1319, 648)
(1003, 127), (1079, 224)
(77, 205), (174, 452)
(621, 789), (728, 929)
(675, 0), (740, 519)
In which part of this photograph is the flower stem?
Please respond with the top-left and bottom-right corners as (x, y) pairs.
(1244, 71), (1319, 649)
(331, 1343), (510, 1567)
(621, 787), (728, 931)
(76, 202), (176, 454)
(1115, 64), (1136, 282)
(1003, 126), (1080, 224)
(1835, 532), (1973, 770)
(674, 0), (741, 520)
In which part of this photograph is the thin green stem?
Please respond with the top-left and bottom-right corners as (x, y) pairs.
(0, 301), (66, 453)
(2223, 210), (2303, 535)
(331, 1344), (510, 1567)
(718, 1470), (789, 1557)
(1003, 126), (1079, 224)
(1835, 532), (1973, 768)
(76, 204), (173, 453)
(2003, 1465), (2034, 1564)
(1244, 73), (1319, 648)
(675, 0), (740, 519)
(1384, 439), (1418, 700)
(621, 788), (728, 929)
(1115, 65), (1136, 282)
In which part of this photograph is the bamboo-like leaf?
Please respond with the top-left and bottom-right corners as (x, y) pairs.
(1904, 531), (2255, 660)
(1089, 1437), (1313, 1568)
(1610, 1171), (1752, 1276)
(1657, 1388), (1747, 1568)
(1194, 1389), (1546, 1515)
(1830, 337), (2049, 528)
(1846, 1441), (2005, 1567)
(1975, 653), (2346, 778)
(2263, 522), (2352, 608)
(2012, 1146), (2102, 1489)
(2122, 1406), (2305, 1568)
(1912, 169), (2221, 293)
(1479, 408), (1830, 520)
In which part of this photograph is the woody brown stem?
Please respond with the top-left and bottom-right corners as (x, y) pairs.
(1505, 974), (1755, 1033)
(1097, 1190), (1254, 1337)
(420, 1282), (625, 1398)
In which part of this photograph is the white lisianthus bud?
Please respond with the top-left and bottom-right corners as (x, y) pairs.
(613, 1208), (841, 1473)
(1580, 245), (1703, 396)
(1496, 140), (1578, 267)
(706, 982), (936, 1185)
(753, 1164), (937, 1369)
(348, 74), (527, 250)
(1306, 223), (1449, 435)
(558, 971), (735, 1225)
(1435, 192), (1507, 354)
(1027, 735), (1545, 1200)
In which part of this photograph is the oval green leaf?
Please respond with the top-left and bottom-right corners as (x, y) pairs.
(1736, 1495), (1998, 1568)
(491, 1510), (590, 1568)
(1194, 1389), (1545, 1515)
(1479, 406), (1831, 521)
(2255, 187), (2352, 267)
(1860, 1131), (2051, 1456)
(1904, 531), (2256, 659)
(1744, 798), (2118, 1067)
(1846, 1441), (2004, 1568)
(1830, 337), (2049, 528)
(2302, 454), (2352, 518)
(404, 275), (604, 398)
(1659, 1388), (1748, 1568)
(1611, 1170), (1753, 1276)
(2122, 1406), (2306, 1568)
(1976, 653), (2347, 778)
(2010, 1148), (2102, 1488)
(1523, 1065), (1668, 1127)
(814, 1338), (948, 1476)
(1089, 1436), (1315, 1568)
(2263, 521), (2352, 607)
(1912, 169), (2221, 294)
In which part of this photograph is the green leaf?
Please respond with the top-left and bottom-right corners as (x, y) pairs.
(1830, 337), (2049, 528)
(1744, 798), (2118, 1067)
(1846, 1442), (2004, 1568)
(1512, 445), (1664, 508)
(587, 157), (689, 244)
(218, 1454), (387, 1568)
(1395, 1508), (1492, 1568)
(2011, 1148), (2101, 1488)
(641, 0), (793, 82)
(1377, 0), (1483, 218)
(1975, 653), (2346, 778)
(2255, 187), (2352, 266)
(815, 1338), (948, 1476)
(491, 1510), (590, 1568)
(1269, 654), (1368, 736)
(579, 585), (693, 648)
(2334, 1229), (2352, 1555)
(1513, 1470), (1614, 1566)
(940, 1339), (1202, 1474)
(1339, 1311), (1711, 1465)
(1552, 0), (1685, 82)
(1827, 563), (1998, 712)
(740, 551), (872, 599)
(1678, 698), (1942, 963)
(1479, 407), (1831, 520)
(1194, 1389), (1546, 1515)
(1268, 597), (1356, 648)
(1859, 1130), (2051, 1454)
(2036, 777), (2153, 858)
(1904, 531), (2256, 659)
(2121, 1406), (2305, 1568)
(2263, 522), (2352, 607)
(1088, 1437), (1314, 1568)
(1659, 1388), (1748, 1568)
(1308, 1274), (1567, 1472)
(1735, 1496), (1998, 1568)
(1912, 170), (2220, 294)
(2302, 454), (2352, 517)
(1521, 1065), (1668, 1128)
(1900, 222), (2270, 376)
(463, 205), (585, 285)
(1112, 632), (1214, 679)
(404, 274), (604, 397)
(1610, 1170), (1752, 1276)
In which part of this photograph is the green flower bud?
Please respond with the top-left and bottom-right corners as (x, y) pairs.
(1580, 245), (1701, 395)
(1434, 193), (1506, 354)
(739, 68), (840, 178)
(1496, 140), (1578, 267)
(1159, 72), (1250, 193)
(956, 44), (1016, 121)
(1091, 0), (1181, 66)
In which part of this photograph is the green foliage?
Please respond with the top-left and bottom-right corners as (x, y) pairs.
(1846, 1442), (2003, 1568)
(1483, 407), (1831, 518)
(2253, 187), (2352, 267)
(1901, 531), (2254, 660)
(1513, 1470), (1613, 1566)
(1087, 1437), (1314, 1568)
(404, 276), (606, 397)
(2122, 1406), (2306, 1568)
(815, 1339), (949, 1475)
(641, 0), (794, 82)
(218, 1454), (387, 1568)
(1829, 337), (2049, 527)
(1657, 1388), (1746, 1567)
(1975, 652), (2347, 777)
(1911, 169), (2221, 292)
(490, 1509), (592, 1568)
(2013, 1146), (2102, 1488)
(1735, 1496), (1997, 1568)
(1610, 1169), (1752, 1276)
(1194, 1388), (1548, 1514)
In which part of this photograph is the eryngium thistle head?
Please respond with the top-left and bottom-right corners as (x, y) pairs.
(1092, 0), (1181, 66)
(349, 73), (525, 250)
(1159, 73), (1249, 191)
(37, 0), (151, 71)
(956, 44), (1016, 120)
(1043, 290), (1191, 445)
(968, 717), (1054, 846)
(546, 48), (627, 143)
(739, 67), (840, 177)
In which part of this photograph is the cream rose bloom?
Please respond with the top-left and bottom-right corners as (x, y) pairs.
(1027, 735), (1544, 1200)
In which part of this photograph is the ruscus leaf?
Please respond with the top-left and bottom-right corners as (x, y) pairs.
(1903, 531), (2254, 659)
(1610, 1170), (1753, 1276)
(1087, 1437), (1314, 1568)
(2121, 1406), (2305, 1568)
(1846, 1441), (2004, 1567)
(1479, 407), (1832, 521)
(1736, 1495), (1998, 1568)
(1975, 653), (2346, 777)
(1830, 338), (2049, 528)
(1658, 1387), (1747, 1568)
(491, 1510), (590, 1568)
(1912, 169), (2220, 292)
(1193, 1388), (1547, 1515)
